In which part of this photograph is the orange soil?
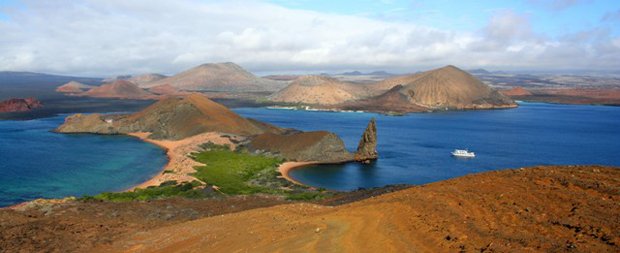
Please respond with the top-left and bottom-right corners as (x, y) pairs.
(99, 165), (620, 252)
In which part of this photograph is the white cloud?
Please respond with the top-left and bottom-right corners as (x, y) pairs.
(0, 0), (618, 76)
(527, 0), (591, 11)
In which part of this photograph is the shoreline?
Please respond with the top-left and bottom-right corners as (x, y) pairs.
(277, 161), (320, 186)
(125, 132), (235, 191)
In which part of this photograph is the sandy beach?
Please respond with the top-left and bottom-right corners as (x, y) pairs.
(126, 132), (236, 190)
(130, 132), (321, 190)
(277, 161), (319, 185)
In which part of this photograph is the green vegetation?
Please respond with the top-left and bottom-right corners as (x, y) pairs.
(192, 142), (330, 199)
(191, 143), (284, 194)
(82, 181), (208, 202)
(82, 142), (329, 203)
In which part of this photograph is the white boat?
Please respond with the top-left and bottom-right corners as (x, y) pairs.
(451, 149), (475, 158)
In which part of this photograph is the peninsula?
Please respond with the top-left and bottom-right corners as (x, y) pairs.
(55, 93), (377, 189)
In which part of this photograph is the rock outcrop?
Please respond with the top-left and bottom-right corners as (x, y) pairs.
(56, 93), (283, 140)
(0, 97), (42, 113)
(354, 118), (378, 162)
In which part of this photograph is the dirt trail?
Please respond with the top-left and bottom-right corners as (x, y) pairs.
(99, 165), (620, 252)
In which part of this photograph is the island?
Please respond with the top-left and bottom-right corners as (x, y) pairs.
(0, 97), (42, 113)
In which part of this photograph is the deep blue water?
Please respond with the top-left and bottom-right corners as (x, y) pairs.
(234, 102), (620, 191)
(0, 115), (167, 207)
(1, 103), (618, 207)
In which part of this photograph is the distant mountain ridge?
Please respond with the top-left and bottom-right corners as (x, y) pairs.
(128, 74), (167, 86)
(0, 71), (103, 100)
(340, 70), (394, 76)
(80, 80), (155, 99)
(142, 62), (286, 92)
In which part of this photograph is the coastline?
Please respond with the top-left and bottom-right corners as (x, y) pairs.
(125, 132), (235, 191)
(277, 161), (320, 186)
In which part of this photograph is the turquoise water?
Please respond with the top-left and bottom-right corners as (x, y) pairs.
(234, 102), (620, 191)
(0, 115), (167, 207)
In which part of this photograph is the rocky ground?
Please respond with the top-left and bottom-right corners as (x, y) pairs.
(0, 187), (405, 253)
(1, 165), (618, 252)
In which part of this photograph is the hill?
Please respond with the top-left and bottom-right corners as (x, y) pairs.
(349, 65), (516, 112)
(147, 84), (182, 96)
(248, 131), (353, 162)
(269, 75), (370, 105)
(128, 73), (167, 87)
(371, 72), (425, 94)
(143, 62), (286, 92)
(56, 93), (283, 140)
(80, 80), (154, 99)
(339, 85), (429, 113)
(55, 81), (96, 93)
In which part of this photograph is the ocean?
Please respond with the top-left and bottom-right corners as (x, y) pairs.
(1, 102), (618, 206)
(234, 102), (620, 191)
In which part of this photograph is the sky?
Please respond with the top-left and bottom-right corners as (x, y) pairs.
(0, 0), (619, 76)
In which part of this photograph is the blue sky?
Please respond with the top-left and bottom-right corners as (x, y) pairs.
(268, 0), (620, 36)
(0, 0), (619, 75)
